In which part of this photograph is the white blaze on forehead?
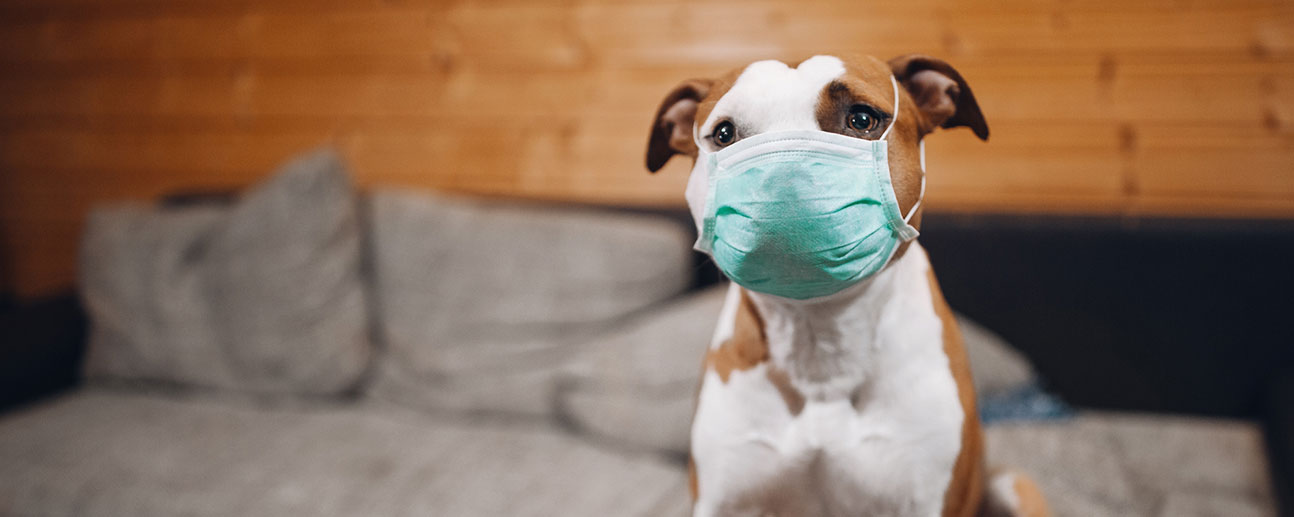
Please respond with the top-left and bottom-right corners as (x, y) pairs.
(698, 55), (847, 138)
(684, 55), (847, 241)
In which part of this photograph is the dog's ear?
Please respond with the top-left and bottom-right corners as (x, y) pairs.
(888, 54), (989, 141)
(646, 79), (713, 173)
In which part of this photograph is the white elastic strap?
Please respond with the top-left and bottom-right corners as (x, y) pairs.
(885, 74), (925, 226)
(903, 139), (926, 224)
(879, 75), (900, 141)
(919, 138), (926, 171)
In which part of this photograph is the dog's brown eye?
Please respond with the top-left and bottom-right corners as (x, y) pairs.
(712, 121), (736, 146)
(847, 107), (880, 132)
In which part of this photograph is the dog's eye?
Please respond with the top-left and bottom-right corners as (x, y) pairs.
(712, 121), (736, 146)
(847, 106), (882, 133)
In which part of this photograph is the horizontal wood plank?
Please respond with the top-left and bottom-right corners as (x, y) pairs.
(1, 2), (1288, 66)
(1, 0), (1292, 296)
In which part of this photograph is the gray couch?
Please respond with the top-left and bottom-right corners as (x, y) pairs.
(0, 151), (1277, 516)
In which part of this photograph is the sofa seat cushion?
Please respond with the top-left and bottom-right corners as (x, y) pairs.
(985, 412), (1275, 516)
(556, 286), (729, 454)
(0, 391), (687, 517)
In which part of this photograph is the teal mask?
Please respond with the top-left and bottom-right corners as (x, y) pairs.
(695, 75), (925, 300)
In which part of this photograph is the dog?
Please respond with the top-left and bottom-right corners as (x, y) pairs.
(645, 54), (1049, 517)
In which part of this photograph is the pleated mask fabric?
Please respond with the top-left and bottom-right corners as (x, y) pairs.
(695, 75), (924, 300)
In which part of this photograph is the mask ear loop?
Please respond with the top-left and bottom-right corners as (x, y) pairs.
(903, 140), (926, 224)
(879, 73), (931, 227)
(879, 75), (899, 141)
(882, 74), (925, 239)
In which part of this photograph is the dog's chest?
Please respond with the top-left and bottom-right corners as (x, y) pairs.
(691, 249), (964, 516)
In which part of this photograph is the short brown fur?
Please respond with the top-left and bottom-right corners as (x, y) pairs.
(691, 67), (744, 144)
(688, 456), (699, 501)
(690, 289), (764, 504)
(833, 56), (929, 230)
(766, 366), (806, 416)
(927, 267), (987, 517)
(1012, 475), (1052, 517)
(705, 290), (769, 382)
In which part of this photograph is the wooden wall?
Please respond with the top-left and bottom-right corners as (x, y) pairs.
(1, 0), (1291, 296)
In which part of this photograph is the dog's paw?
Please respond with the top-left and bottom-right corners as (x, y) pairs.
(981, 469), (1049, 517)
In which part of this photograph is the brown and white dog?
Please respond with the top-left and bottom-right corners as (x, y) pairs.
(645, 54), (1050, 517)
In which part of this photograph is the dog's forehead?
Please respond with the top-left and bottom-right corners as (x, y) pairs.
(737, 56), (848, 98)
(698, 55), (892, 137)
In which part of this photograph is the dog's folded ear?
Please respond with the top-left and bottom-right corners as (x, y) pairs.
(888, 55), (989, 141)
(646, 79), (713, 173)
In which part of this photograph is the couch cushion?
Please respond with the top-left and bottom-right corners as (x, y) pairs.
(78, 149), (371, 396)
(366, 189), (692, 416)
(0, 390), (688, 517)
(0, 393), (1273, 517)
(557, 286), (728, 454)
(985, 412), (1275, 516)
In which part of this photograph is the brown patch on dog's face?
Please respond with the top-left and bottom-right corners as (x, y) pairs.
(814, 56), (928, 230)
(815, 57), (901, 141)
(691, 66), (743, 144)
(816, 80), (893, 140)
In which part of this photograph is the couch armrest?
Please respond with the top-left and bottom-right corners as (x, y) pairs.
(0, 292), (87, 413)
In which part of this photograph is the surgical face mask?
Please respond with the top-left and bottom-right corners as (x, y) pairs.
(694, 75), (925, 300)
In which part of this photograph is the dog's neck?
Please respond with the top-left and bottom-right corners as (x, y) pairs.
(744, 244), (924, 403)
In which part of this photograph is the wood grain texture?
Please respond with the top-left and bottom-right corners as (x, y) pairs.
(1, 0), (1292, 296)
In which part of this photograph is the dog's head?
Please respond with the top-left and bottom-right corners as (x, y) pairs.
(645, 54), (988, 238)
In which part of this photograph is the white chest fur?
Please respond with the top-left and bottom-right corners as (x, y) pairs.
(691, 244), (964, 517)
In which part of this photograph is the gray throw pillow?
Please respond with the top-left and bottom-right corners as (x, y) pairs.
(365, 189), (693, 417)
(79, 149), (372, 396)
